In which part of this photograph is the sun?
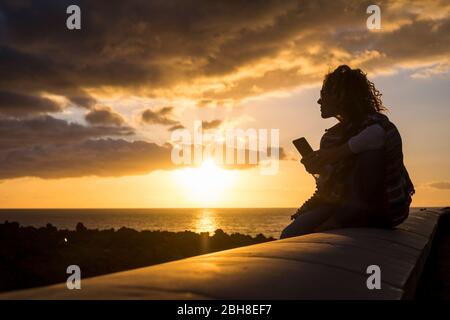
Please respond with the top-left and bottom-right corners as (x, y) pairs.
(172, 159), (237, 205)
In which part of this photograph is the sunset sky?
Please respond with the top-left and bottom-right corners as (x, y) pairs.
(0, 0), (449, 208)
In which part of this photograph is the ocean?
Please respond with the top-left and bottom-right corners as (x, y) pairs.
(0, 208), (428, 239)
(0, 208), (297, 238)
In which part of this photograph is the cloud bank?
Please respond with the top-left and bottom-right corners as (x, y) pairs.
(1, 0), (449, 179)
(2, 0), (449, 108)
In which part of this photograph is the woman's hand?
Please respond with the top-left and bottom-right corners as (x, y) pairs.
(301, 151), (323, 174)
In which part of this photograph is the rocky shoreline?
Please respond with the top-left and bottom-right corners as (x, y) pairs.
(0, 221), (274, 293)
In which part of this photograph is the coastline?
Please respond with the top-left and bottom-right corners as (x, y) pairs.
(0, 221), (275, 293)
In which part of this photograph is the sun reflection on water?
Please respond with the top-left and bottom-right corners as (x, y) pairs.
(195, 209), (218, 235)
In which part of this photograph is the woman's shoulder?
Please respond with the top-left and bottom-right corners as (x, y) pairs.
(368, 112), (391, 125)
(365, 112), (401, 132)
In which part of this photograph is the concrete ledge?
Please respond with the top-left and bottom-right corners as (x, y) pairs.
(1, 208), (448, 300)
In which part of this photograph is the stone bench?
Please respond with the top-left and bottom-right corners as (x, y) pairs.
(1, 208), (448, 300)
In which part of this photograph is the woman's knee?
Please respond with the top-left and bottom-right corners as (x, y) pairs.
(279, 224), (295, 239)
(280, 220), (306, 239)
(280, 206), (336, 239)
(279, 216), (315, 239)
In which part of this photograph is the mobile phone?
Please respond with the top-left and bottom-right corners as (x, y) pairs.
(292, 137), (314, 157)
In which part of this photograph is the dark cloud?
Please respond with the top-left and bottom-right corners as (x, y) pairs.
(85, 106), (126, 126)
(0, 45), (96, 109)
(0, 139), (174, 179)
(141, 106), (183, 130)
(202, 119), (222, 130)
(0, 116), (133, 150)
(1, 0), (448, 107)
(168, 124), (185, 132)
(0, 138), (288, 179)
(0, 113), (284, 179)
(429, 182), (450, 190)
(0, 91), (62, 117)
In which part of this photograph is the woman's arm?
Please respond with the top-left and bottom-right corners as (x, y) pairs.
(348, 124), (385, 153)
(301, 124), (385, 174)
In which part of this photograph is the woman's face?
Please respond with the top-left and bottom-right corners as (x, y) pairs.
(317, 86), (340, 119)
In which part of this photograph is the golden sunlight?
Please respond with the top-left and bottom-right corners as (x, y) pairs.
(172, 159), (238, 204)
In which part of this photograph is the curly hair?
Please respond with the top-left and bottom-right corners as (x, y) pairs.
(322, 65), (386, 120)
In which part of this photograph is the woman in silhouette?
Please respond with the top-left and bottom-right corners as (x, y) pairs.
(280, 65), (414, 239)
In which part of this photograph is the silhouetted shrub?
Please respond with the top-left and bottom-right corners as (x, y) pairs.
(76, 222), (87, 232)
(0, 221), (274, 292)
